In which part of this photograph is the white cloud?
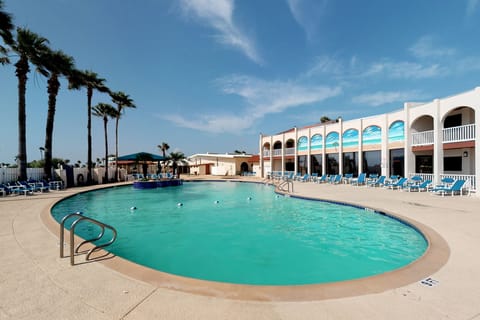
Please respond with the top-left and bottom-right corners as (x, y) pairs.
(352, 90), (426, 107)
(304, 55), (345, 77)
(218, 75), (341, 118)
(162, 113), (253, 134)
(179, 0), (262, 64)
(286, 0), (328, 40)
(409, 36), (456, 58)
(466, 0), (479, 16)
(161, 75), (341, 134)
(364, 61), (445, 79)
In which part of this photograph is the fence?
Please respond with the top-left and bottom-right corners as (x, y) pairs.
(0, 166), (126, 187)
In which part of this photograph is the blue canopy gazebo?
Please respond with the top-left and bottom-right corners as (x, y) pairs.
(116, 152), (165, 176)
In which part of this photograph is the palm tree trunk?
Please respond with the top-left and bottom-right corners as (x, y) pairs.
(115, 115), (119, 182)
(87, 87), (93, 184)
(16, 57), (29, 181)
(44, 74), (60, 180)
(104, 117), (108, 183)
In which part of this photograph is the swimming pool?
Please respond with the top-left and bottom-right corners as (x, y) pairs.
(51, 181), (427, 285)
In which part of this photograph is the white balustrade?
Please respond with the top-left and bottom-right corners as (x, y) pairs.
(411, 130), (434, 146)
(443, 124), (475, 143)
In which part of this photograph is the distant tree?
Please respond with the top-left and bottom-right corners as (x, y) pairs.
(11, 28), (50, 180)
(110, 91), (136, 181)
(320, 116), (331, 123)
(157, 142), (170, 173)
(0, 0), (14, 65)
(92, 103), (118, 183)
(166, 152), (188, 179)
(69, 69), (110, 184)
(135, 152), (154, 177)
(28, 159), (44, 168)
(234, 150), (246, 154)
(42, 49), (75, 180)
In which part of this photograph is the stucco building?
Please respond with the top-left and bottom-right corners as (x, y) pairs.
(259, 87), (479, 194)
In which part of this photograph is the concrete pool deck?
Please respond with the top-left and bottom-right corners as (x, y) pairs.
(1, 177), (480, 319)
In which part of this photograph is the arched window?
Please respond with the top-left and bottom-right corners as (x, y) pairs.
(388, 121), (404, 143)
(326, 132), (339, 149)
(362, 126), (381, 145)
(297, 136), (308, 151)
(311, 134), (323, 150)
(342, 129), (359, 147)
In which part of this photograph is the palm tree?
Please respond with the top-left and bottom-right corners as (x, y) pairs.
(110, 91), (136, 181)
(42, 49), (75, 179)
(92, 103), (118, 184)
(69, 69), (109, 184)
(166, 151), (187, 179)
(0, 0), (14, 65)
(320, 116), (332, 123)
(157, 142), (169, 173)
(11, 27), (49, 181)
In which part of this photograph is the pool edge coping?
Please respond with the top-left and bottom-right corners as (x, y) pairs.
(40, 179), (450, 302)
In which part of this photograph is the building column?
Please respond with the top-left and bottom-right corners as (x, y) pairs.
(322, 126), (326, 175)
(307, 128), (311, 175)
(270, 136), (273, 175)
(338, 118), (343, 175)
(281, 133), (285, 175)
(358, 119), (363, 175)
(475, 89), (480, 195)
(294, 127), (298, 174)
(259, 133), (264, 178)
(433, 99), (443, 185)
(404, 102), (413, 179)
(381, 114), (389, 177)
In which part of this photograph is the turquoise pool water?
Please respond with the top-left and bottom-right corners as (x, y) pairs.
(51, 181), (427, 285)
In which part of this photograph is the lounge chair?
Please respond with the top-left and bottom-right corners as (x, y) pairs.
(351, 173), (366, 186)
(405, 180), (431, 192)
(333, 174), (343, 184)
(385, 177), (408, 190)
(343, 173), (353, 184)
(367, 175), (386, 187)
(14, 181), (34, 196)
(431, 179), (466, 196)
(316, 174), (327, 183)
(299, 174), (310, 182)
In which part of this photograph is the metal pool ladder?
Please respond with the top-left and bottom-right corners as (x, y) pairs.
(59, 212), (117, 265)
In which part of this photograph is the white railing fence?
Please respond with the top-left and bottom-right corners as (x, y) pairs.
(441, 174), (476, 192)
(0, 166), (126, 186)
(411, 130), (434, 146)
(443, 124), (476, 143)
(409, 172), (476, 192)
(408, 173), (434, 182)
(273, 149), (282, 156)
(285, 147), (295, 155)
(411, 124), (476, 146)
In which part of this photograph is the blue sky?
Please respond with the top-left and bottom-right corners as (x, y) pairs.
(1, 0), (480, 164)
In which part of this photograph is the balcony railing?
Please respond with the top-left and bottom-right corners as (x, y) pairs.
(443, 123), (475, 143)
(285, 147), (295, 155)
(411, 130), (434, 146)
(263, 150), (270, 157)
(411, 124), (476, 147)
(273, 149), (282, 157)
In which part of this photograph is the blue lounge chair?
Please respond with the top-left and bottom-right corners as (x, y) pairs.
(351, 173), (366, 186)
(343, 173), (353, 184)
(14, 181), (34, 196)
(333, 174), (343, 184)
(431, 179), (466, 196)
(405, 180), (431, 192)
(367, 175), (386, 187)
(316, 174), (327, 183)
(385, 177), (408, 190)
